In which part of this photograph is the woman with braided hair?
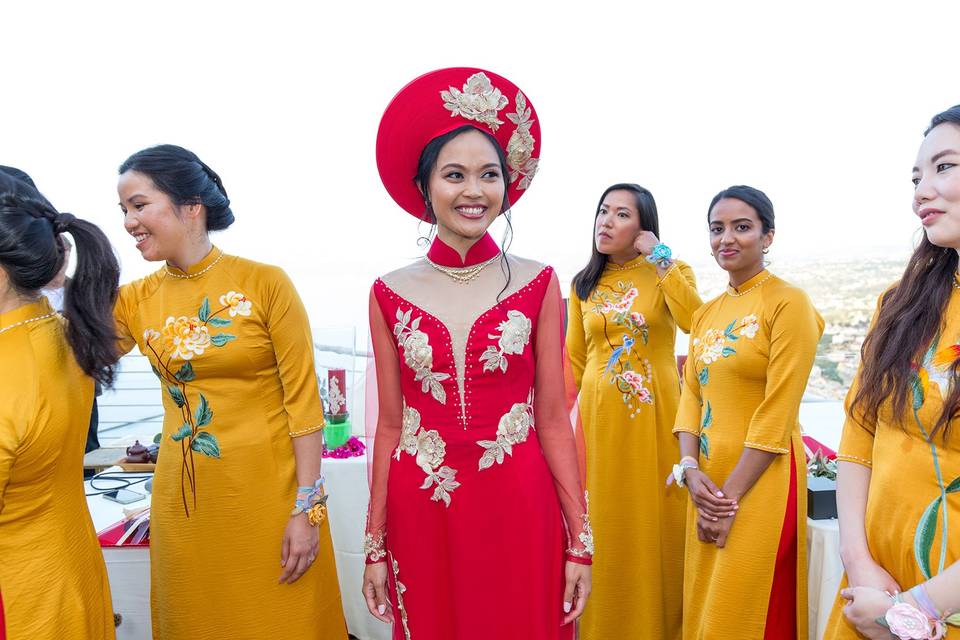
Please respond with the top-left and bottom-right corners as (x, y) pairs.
(113, 145), (346, 639)
(0, 169), (118, 639)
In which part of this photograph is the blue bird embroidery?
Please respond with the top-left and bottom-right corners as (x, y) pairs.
(605, 335), (635, 373)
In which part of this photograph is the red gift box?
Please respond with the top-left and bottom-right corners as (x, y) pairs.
(97, 512), (150, 548)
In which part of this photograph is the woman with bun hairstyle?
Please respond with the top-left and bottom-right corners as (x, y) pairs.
(361, 68), (592, 639)
(566, 183), (701, 639)
(113, 145), (346, 639)
(673, 185), (822, 639)
(824, 106), (960, 639)
(0, 169), (118, 639)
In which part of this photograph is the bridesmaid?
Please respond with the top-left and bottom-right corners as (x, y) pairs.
(673, 185), (822, 639)
(113, 145), (346, 639)
(824, 106), (960, 639)
(0, 171), (117, 639)
(566, 183), (701, 639)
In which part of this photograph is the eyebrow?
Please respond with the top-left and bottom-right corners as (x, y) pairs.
(913, 148), (960, 172)
(120, 193), (148, 203)
(710, 217), (754, 224)
(439, 163), (501, 171)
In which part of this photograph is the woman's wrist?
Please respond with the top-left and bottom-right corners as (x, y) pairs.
(839, 543), (874, 568)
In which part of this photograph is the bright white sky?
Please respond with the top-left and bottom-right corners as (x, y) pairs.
(3, 1), (959, 329)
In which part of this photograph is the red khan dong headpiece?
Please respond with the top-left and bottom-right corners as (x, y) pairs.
(376, 67), (541, 221)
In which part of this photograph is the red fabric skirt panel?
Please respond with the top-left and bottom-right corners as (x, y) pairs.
(763, 449), (798, 640)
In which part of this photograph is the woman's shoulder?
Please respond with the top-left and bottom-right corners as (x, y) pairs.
(764, 273), (816, 307)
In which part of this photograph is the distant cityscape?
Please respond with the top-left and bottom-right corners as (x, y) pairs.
(694, 258), (908, 401)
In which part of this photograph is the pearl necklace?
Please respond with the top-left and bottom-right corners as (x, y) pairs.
(726, 273), (772, 297)
(425, 254), (501, 284)
(164, 250), (224, 279)
(0, 312), (56, 337)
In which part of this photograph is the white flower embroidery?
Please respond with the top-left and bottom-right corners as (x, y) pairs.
(567, 491), (595, 558)
(394, 308), (450, 404)
(143, 328), (161, 343)
(477, 389), (535, 470)
(440, 72), (509, 132)
(363, 531), (386, 563)
(480, 309), (532, 374)
(391, 555), (412, 640)
(394, 403), (421, 460)
(505, 91), (539, 189)
(393, 402), (460, 507)
(219, 291), (252, 317)
(740, 314), (760, 339)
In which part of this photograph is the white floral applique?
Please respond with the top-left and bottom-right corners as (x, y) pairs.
(567, 491), (595, 558)
(390, 553), (412, 640)
(394, 402), (460, 507)
(363, 530), (386, 563)
(477, 389), (535, 470)
(505, 91), (539, 189)
(394, 308), (450, 404)
(440, 72), (509, 132)
(480, 309), (532, 374)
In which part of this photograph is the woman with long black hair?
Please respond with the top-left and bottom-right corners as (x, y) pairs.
(0, 170), (118, 639)
(825, 106), (960, 639)
(566, 183), (701, 639)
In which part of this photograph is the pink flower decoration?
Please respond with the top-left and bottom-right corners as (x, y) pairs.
(322, 436), (367, 459)
(885, 602), (933, 639)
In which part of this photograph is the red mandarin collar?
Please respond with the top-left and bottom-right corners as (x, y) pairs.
(427, 233), (501, 267)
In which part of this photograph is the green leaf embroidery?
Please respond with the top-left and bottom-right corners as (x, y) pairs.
(151, 365), (163, 379)
(208, 316), (232, 327)
(721, 346), (736, 357)
(153, 432), (162, 444)
(174, 362), (196, 382)
(198, 297), (211, 323)
(724, 320), (738, 340)
(913, 495), (942, 580)
(171, 423), (192, 442)
(166, 385), (186, 408)
(191, 431), (221, 458)
(911, 374), (925, 411)
(210, 333), (237, 347)
(699, 433), (710, 459)
(194, 394), (213, 428)
(702, 401), (713, 429)
(946, 475), (960, 493)
(698, 367), (709, 387)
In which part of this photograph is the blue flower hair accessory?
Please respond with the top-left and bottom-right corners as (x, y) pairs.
(646, 243), (673, 269)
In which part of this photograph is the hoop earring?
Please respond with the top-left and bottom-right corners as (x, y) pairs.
(762, 247), (770, 254)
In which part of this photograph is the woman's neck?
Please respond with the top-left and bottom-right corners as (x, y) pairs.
(168, 238), (213, 273)
(0, 285), (37, 314)
(607, 249), (640, 266)
(728, 262), (765, 288)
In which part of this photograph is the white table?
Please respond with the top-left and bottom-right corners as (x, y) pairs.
(85, 472), (152, 640)
(325, 456), (391, 640)
(807, 517), (843, 640)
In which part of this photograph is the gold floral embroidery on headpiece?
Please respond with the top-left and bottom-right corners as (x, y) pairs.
(441, 72), (509, 132)
(505, 91), (538, 189)
(440, 72), (540, 190)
